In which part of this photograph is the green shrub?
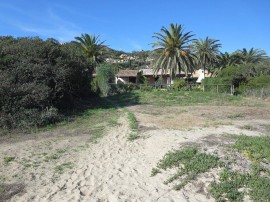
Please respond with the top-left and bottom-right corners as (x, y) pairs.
(173, 79), (186, 91)
(238, 75), (270, 98)
(0, 37), (93, 129)
(96, 64), (114, 96)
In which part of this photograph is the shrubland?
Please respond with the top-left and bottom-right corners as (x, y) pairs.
(0, 37), (93, 129)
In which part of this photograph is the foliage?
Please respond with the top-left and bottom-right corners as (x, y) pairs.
(204, 61), (270, 96)
(73, 33), (106, 65)
(0, 36), (93, 129)
(235, 48), (267, 64)
(210, 167), (270, 202)
(136, 71), (147, 84)
(150, 133), (270, 201)
(238, 75), (270, 97)
(127, 111), (139, 141)
(54, 162), (74, 174)
(210, 135), (270, 201)
(233, 135), (270, 162)
(96, 64), (115, 96)
(108, 90), (246, 107)
(127, 111), (138, 131)
(216, 52), (241, 70)
(192, 37), (221, 76)
(172, 79), (186, 91)
(3, 157), (16, 165)
(151, 23), (196, 79)
(152, 147), (222, 190)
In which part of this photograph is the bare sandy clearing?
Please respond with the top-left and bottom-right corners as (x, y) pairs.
(1, 102), (270, 201)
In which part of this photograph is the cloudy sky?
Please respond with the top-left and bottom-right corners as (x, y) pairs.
(0, 0), (269, 54)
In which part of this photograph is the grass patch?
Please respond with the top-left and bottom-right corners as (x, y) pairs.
(3, 157), (16, 165)
(210, 165), (270, 202)
(127, 111), (139, 141)
(210, 135), (270, 201)
(233, 135), (270, 162)
(127, 111), (138, 131)
(152, 135), (270, 201)
(151, 147), (223, 190)
(54, 162), (74, 174)
(240, 124), (255, 130)
(227, 113), (244, 119)
(263, 124), (270, 132)
(108, 90), (261, 107)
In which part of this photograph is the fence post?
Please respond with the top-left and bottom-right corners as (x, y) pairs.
(261, 87), (264, 99)
(217, 85), (219, 93)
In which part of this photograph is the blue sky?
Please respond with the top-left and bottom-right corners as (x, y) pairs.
(0, 0), (269, 55)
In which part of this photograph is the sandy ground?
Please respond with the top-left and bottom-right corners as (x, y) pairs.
(1, 103), (270, 202)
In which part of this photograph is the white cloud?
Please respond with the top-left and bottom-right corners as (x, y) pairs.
(0, 3), (82, 42)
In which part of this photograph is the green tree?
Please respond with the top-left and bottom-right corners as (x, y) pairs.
(236, 48), (267, 64)
(73, 33), (106, 69)
(192, 37), (221, 78)
(0, 37), (92, 129)
(217, 52), (241, 69)
(96, 64), (114, 96)
(151, 23), (196, 83)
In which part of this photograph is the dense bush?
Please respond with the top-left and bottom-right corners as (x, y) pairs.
(203, 61), (270, 95)
(95, 64), (115, 96)
(0, 37), (93, 129)
(172, 79), (186, 91)
(238, 75), (270, 98)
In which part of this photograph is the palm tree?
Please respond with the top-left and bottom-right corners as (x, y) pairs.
(73, 34), (106, 69)
(192, 37), (221, 79)
(151, 23), (196, 84)
(217, 52), (241, 69)
(236, 48), (267, 64)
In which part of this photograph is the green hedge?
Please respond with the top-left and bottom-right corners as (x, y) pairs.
(0, 37), (93, 129)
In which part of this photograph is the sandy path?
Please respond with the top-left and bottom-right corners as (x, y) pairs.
(9, 109), (265, 202)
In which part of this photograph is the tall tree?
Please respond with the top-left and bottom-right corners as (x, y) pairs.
(73, 34), (106, 69)
(151, 23), (196, 83)
(192, 37), (221, 79)
(217, 52), (241, 69)
(236, 48), (267, 64)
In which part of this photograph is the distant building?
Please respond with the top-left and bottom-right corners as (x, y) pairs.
(115, 69), (188, 85)
(192, 69), (211, 83)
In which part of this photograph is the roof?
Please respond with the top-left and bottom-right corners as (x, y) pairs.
(116, 69), (138, 77)
(116, 68), (188, 78)
(140, 69), (186, 76)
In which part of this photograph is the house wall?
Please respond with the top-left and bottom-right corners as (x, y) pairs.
(115, 77), (129, 84)
(145, 76), (170, 86)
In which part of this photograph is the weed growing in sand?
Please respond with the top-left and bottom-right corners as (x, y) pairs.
(227, 113), (244, 119)
(210, 135), (270, 201)
(210, 164), (270, 201)
(3, 157), (16, 165)
(233, 135), (270, 162)
(127, 110), (139, 141)
(151, 147), (223, 190)
(127, 111), (138, 131)
(151, 168), (161, 176)
(54, 162), (73, 174)
(240, 124), (255, 130)
(263, 124), (270, 132)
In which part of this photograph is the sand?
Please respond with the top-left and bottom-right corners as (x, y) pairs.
(1, 104), (269, 202)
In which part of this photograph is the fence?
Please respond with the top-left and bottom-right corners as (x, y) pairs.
(109, 83), (235, 95)
(201, 84), (234, 95)
(154, 83), (234, 95)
